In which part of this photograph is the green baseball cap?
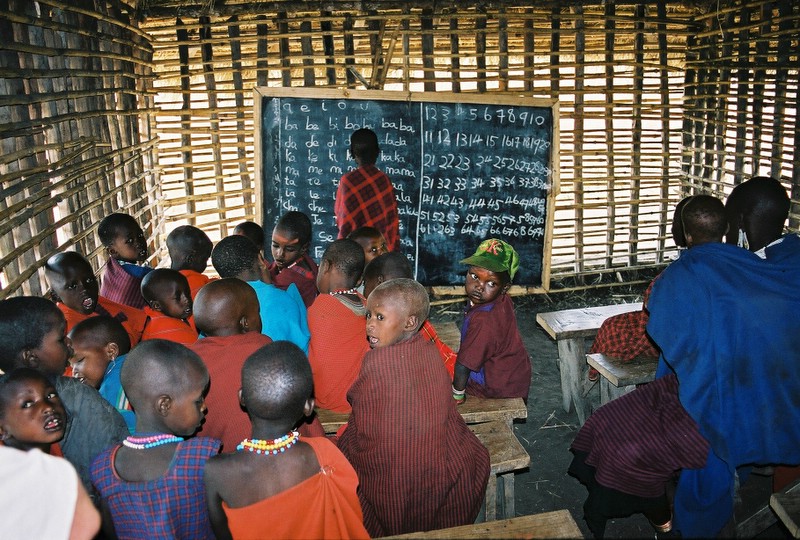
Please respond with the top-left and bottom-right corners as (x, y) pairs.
(460, 238), (520, 281)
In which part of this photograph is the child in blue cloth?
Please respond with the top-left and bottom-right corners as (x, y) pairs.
(451, 238), (531, 403)
(98, 212), (153, 309)
(68, 316), (136, 433)
(90, 339), (220, 540)
(211, 234), (310, 353)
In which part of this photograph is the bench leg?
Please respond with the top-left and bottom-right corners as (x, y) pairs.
(484, 474), (498, 521)
(557, 338), (590, 425)
(500, 473), (515, 520)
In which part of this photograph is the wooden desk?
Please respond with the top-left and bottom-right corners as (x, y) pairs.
(771, 491), (800, 538)
(315, 396), (527, 435)
(380, 509), (583, 539)
(586, 353), (657, 405)
(536, 302), (642, 425)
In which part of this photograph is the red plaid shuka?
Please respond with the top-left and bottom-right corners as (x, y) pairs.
(588, 280), (660, 361)
(335, 164), (400, 252)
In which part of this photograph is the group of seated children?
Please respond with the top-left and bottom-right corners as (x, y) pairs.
(1, 197), (535, 538)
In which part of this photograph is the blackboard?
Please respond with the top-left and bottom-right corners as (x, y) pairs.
(254, 88), (558, 289)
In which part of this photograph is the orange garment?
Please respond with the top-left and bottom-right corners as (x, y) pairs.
(179, 269), (215, 300)
(223, 437), (368, 540)
(58, 296), (147, 347)
(420, 320), (457, 378)
(307, 294), (370, 413)
(141, 307), (198, 346)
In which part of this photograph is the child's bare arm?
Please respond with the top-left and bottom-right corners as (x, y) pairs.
(204, 461), (233, 540)
(452, 362), (471, 403)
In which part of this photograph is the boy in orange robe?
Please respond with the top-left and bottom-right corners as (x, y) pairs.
(204, 341), (368, 540)
(167, 225), (215, 299)
(45, 252), (147, 348)
(307, 239), (370, 413)
(140, 269), (198, 346)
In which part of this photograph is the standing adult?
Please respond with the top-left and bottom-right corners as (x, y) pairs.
(334, 128), (401, 252)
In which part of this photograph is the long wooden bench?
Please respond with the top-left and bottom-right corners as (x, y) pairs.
(536, 302), (643, 424)
(380, 509), (583, 539)
(585, 353), (658, 405)
(315, 396), (527, 434)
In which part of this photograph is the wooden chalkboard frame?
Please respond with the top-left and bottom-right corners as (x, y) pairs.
(254, 87), (559, 293)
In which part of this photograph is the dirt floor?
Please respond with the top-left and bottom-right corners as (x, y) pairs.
(429, 282), (790, 539)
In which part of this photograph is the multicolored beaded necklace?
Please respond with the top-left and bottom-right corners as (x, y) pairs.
(123, 433), (183, 450)
(237, 430), (300, 455)
(329, 287), (358, 296)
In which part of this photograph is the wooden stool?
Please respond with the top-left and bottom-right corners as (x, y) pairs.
(380, 509), (583, 538)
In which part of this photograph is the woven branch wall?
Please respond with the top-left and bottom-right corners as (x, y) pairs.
(0, 0), (158, 300)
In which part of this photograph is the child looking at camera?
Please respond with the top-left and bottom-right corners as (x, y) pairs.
(0, 368), (67, 454)
(141, 268), (199, 345)
(338, 279), (489, 537)
(98, 212), (152, 309)
(90, 340), (220, 540)
(204, 341), (368, 540)
(452, 239), (531, 404)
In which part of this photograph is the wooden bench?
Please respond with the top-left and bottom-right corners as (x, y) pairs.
(380, 509), (583, 538)
(771, 483), (800, 538)
(536, 302), (643, 425)
(585, 353), (658, 405)
(469, 420), (531, 521)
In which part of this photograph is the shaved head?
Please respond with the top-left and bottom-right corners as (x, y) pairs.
(192, 278), (261, 336)
(241, 341), (312, 423)
(370, 278), (429, 331)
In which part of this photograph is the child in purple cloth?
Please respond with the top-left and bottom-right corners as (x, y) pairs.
(90, 340), (220, 540)
(99, 213), (153, 309)
(451, 238), (531, 404)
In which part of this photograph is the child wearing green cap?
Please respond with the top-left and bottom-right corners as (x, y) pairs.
(452, 238), (531, 404)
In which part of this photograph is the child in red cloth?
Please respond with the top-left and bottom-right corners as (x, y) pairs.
(204, 341), (369, 540)
(348, 225), (389, 266)
(307, 239), (370, 413)
(234, 220), (266, 258)
(338, 279), (489, 537)
(0, 368), (66, 455)
(268, 211), (318, 307)
(98, 212), (152, 309)
(141, 268), (199, 346)
(45, 251), (147, 348)
(362, 251), (457, 377)
(167, 225), (215, 299)
(452, 238), (531, 403)
(89, 340), (220, 540)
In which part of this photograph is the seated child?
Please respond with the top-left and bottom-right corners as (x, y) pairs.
(45, 251), (147, 347)
(268, 211), (318, 307)
(452, 239), (531, 403)
(348, 225), (388, 266)
(0, 368), (67, 454)
(89, 340), (220, 540)
(204, 341), (369, 540)
(211, 234), (309, 353)
(166, 225), (215, 299)
(98, 212), (152, 309)
(68, 316), (136, 433)
(0, 296), (128, 490)
(681, 194), (728, 248)
(191, 278), (272, 452)
(363, 252), (457, 377)
(141, 268), (199, 345)
(234, 220), (266, 257)
(338, 279), (490, 537)
(307, 239), (370, 413)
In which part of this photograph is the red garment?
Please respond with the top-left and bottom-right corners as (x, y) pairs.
(588, 280), (659, 361)
(420, 320), (457, 378)
(179, 269), (215, 300)
(268, 253), (318, 308)
(100, 257), (149, 309)
(142, 306), (198, 346)
(191, 333), (272, 452)
(307, 294), (370, 413)
(334, 164), (400, 252)
(338, 332), (489, 537)
(58, 296), (147, 347)
(223, 437), (369, 540)
(458, 294), (531, 400)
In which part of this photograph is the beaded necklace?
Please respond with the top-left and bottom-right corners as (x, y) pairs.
(329, 287), (358, 296)
(123, 433), (183, 450)
(237, 430), (299, 455)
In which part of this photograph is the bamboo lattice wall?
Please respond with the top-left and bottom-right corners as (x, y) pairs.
(0, 0), (157, 299)
(1, 1), (798, 299)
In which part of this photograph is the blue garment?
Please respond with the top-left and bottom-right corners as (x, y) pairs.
(247, 280), (310, 353)
(647, 237), (800, 537)
(98, 354), (136, 433)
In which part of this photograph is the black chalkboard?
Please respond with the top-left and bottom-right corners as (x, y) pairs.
(254, 88), (557, 288)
